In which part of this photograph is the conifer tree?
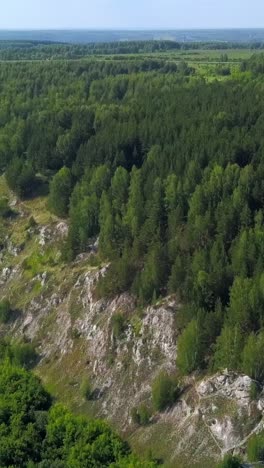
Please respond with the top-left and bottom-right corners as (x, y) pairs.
(49, 166), (72, 217)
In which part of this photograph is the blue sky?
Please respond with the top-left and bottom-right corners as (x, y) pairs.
(2, 0), (264, 29)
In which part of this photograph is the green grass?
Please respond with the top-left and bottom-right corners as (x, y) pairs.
(37, 339), (98, 418)
(20, 196), (56, 225)
(129, 420), (218, 468)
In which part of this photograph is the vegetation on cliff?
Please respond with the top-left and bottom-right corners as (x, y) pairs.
(1, 43), (264, 466)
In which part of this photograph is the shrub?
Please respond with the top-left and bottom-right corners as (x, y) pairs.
(131, 404), (152, 426)
(217, 454), (241, 468)
(247, 433), (264, 462)
(80, 376), (92, 400)
(152, 371), (180, 412)
(111, 312), (127, 340)
(0, 197), (12, 218)
(216, 66), (231, 76)
(250, 381), (261, 401)
(6, 159), (38, 199)
(11, 343), (38, 369)
(96, 255), (136, 299)
(0, 299), (11, 324)
(131, 407), (140, 424)
(27, 216), (37, 229)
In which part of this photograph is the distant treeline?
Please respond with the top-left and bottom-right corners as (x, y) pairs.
(0, 39), (264, 60)
(1, 28), (264, 44)
(0, 40), (62, 49)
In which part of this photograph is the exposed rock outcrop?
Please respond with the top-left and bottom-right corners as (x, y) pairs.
(0, 197), (263, 467)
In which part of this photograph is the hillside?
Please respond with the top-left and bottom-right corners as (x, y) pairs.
(1, 45), (264, 467)
(0, 179), (263, 467)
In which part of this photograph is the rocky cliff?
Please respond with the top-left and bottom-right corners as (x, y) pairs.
(0, 180), (263, 467)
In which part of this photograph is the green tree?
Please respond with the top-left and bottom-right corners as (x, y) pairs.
(111, 166), (130, 216)
(135, 241), (167, 303)
(242, 332), (264, 382)
(0, 363), (51, 467)
(176, 319), (204, 374)
(48, 166), (72, 217)
(168, 256), (186, 294)
(96, 248), (135, 298)
(99, 191), (115, 258)
(213, 325), (244, 371)
(0, 361), (152, 467)
(152, 371), (180, 412)
(125, 167), (144, 238)
(6, 159), (37, 199)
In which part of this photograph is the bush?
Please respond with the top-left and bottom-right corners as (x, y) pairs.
(11, 343), (38, 369)
(80, 376), (92, 400)
(216, 66), (231, 76)
(27, 216), (37, 229)
(0, 299), (11, 324)
(250, 381), (261, 401)
(0, 197), (12, 218)
(131, 407), (140, 424)
(131, 404), (152, 426)
(247, 433), (264, 462)
(6, 159), (38, 199)
(111, 312), (127, 340)
(217, 455), (241, 468)
(151, 371), (180, 412)
(96, 255), (136, 299)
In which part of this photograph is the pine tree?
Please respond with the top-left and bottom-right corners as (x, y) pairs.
(176, 319), (204, 374)
(242, 332), (264, 382)
(125, 167), (144, 238)
(213, 325), (244, 371)
(48, 166), (72, 217)
(111, 166), (130, 216)
(99, 191), (115, 258)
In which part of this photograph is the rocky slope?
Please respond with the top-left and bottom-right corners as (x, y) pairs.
(0, 180), (263, 467)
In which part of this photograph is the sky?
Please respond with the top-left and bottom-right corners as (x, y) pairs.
(1, 0), (264, 30)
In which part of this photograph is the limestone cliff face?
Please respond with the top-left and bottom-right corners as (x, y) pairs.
(0, 192), (263, 467)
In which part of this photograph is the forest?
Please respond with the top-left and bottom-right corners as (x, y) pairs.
(1, 43), (264, 466)
(1, 51), (264, 381)
(0, 39), (263, 61)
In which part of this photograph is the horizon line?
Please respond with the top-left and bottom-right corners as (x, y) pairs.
(0, 27), (264, 31)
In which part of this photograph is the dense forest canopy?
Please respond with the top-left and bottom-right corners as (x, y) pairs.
(0, 39), (263, 60)
(2, 48), (264, 385)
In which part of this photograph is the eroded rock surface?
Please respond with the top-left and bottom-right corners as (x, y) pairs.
(0, 202), (263, 467)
